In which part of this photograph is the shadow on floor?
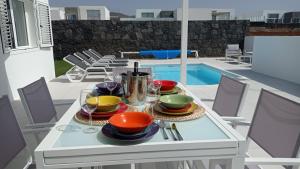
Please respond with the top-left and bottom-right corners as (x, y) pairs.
(50, 77), (105, 83)
(229, 69), (300, 98)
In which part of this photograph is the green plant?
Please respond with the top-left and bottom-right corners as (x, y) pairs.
(54, 60), (73, 77)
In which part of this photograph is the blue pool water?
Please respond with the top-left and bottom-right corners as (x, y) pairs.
(142, 64), (238, 85)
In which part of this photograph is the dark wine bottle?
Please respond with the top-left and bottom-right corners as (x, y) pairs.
(134, 62), (139, 74)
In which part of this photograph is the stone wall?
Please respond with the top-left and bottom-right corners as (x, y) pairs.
(52, 20), (249, 59)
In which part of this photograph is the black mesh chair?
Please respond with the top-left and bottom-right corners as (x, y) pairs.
(89, 48), (129, 61)
(83, 50), (102, 62)
(208, 89), (300, 169)
(0, 95), (34, 169)
(18, 77), (58, 128)
(74, 52), (128, 67)
(63, 54), (109, 82)
(212, 75), (248, 125)
(83, 50), (128, 63)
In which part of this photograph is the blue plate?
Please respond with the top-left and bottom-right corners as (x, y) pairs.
(92, 88), (123, 97)
(96, 82), (121, 93)
(102, 123), (159, 141)
(111, 125), (151, 139)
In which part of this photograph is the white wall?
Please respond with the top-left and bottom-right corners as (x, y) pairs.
(136, 9), (162, 18)
(252, 36), (300, 85)
(50, 7), (65, 20)
(78, 6), (110, 20)
(176, 8), (235, 21)
(244, 36), (254, 52)
(1, 48), (55, 99)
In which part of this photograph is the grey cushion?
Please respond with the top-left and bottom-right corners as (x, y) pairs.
(18, 77), (57, 123)
(249, 89), (300, 159)
(212, 75), (246, 117)
(0, 95), (26, 169)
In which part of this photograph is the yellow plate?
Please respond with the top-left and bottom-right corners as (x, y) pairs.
(154, 102), (198, 115)
(86, 96), (121, 112)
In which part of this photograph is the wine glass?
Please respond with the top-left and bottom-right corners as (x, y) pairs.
(146, 82), (158, 117)
(104, 76), (118, 95)
(80, 89), (98, 133)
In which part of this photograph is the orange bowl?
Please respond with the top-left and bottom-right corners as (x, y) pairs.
(108, 112), (153, 134)
(154, 80), (177, 91)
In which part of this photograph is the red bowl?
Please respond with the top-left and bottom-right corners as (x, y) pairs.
(108, 112), (153, 134)
(154, 80), (177, 91)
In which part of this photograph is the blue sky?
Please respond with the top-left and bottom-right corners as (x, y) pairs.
(49, 0), (300, 16)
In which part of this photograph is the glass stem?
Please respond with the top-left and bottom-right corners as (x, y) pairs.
(89, 114), (93, 127)
(151, 104), (154, 116)
(110, 91), (112, 95)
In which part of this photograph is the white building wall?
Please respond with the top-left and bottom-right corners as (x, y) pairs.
(0, 0), (55, 99)
(78, 6), (110, 20)
(136, 9), (162, 18)
(244, 36), (254, 52)
(50, 7), (65, 20)
(0, 48), (55, 99)
(104, 7), (110, 20)
(176, 8), (235, 21)
(252, 36), (300, 85)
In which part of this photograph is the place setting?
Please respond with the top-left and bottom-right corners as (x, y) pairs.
(73, 67), (205, 144)
(101, 112), (159, 142)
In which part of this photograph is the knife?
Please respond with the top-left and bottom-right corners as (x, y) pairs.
(172, 123), (184, 141)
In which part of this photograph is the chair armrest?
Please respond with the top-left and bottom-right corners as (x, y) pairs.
(222, 116), (246, 122)
(22, 127), (51, 133)
(25, 123), (56, 129)
(245, 157), (300, 166)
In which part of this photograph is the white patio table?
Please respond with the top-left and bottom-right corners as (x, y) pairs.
(35, 83), (246, 169)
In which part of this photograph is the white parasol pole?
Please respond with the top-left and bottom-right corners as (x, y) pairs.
(180, 0), (189, 85)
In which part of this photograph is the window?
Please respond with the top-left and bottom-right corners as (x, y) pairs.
(37, 3), (52, 46)
(87, 10), (101, 20)
(267, 13), (280, 23)
(0, 0), (51, 52)
(65, 7), (78, 20)
(141, 12), (154, 18)
(11, 0), (28, 46)
(268, 13), (279, 19)
(218, 12), (230, 20)
(66, 14), (77, 20)
(0, 0), (14, 52)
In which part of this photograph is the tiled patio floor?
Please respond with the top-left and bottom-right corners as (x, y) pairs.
(11, 58), (300, 169)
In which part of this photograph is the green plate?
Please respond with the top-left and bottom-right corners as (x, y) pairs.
(160, 87), (182, 95)
(154, 102), (198, 116)
(159, 94), (194, 109)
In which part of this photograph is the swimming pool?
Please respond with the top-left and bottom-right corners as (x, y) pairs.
(142, 64), (240, 85)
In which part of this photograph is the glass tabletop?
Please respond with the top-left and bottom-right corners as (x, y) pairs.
(53, 113), (229, 148)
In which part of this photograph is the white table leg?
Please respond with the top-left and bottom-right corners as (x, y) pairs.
(230, 157), (244, 169)
(131, 163), (135, 169)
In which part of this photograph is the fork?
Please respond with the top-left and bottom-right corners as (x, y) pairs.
(165, 122), (178, 141)
(158, 120), (169, 140)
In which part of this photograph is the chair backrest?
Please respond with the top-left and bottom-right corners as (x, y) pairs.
(18, 77), (57, 124)
(89, 49), (103, 58)
(212, 75), (247, 117)
(112, 67), (152, 76)
(248, 89), (300, 159)
(227, 44), (240, 51)
(83, 50), (100, 61)
(74, 52), (94, 65)
(64, 54), (89, 71)
(0, 95), (27, 169)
